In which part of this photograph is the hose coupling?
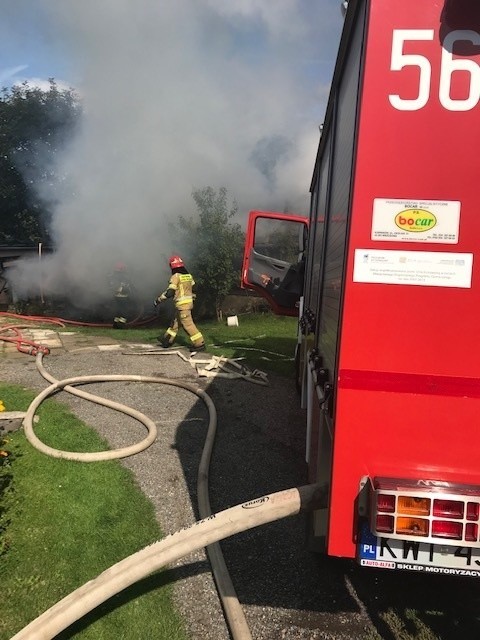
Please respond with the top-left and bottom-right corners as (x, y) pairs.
(17, 343), (36, 355)
(37, 345), (50, 355)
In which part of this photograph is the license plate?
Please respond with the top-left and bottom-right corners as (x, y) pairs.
(358, 522), (480, 576)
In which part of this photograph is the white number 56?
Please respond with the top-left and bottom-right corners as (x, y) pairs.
(389, 29), (480, 111)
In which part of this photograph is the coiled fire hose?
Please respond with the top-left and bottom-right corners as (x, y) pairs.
(0, 322), (52, 356)
(28, 350), (252, 638)
(11, 350), (327, 640)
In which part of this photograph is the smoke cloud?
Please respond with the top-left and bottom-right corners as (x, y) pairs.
(7, 0), (343, 308)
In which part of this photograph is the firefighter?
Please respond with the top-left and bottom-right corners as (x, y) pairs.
(154, 255), (205, 352)
(110, 261), (132, 328)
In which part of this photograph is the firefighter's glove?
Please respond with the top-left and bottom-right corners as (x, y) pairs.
(154, 294), (167, 306)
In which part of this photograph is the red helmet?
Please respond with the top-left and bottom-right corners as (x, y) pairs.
(169, 255), (184, 269)
(114, 261), (126, 272)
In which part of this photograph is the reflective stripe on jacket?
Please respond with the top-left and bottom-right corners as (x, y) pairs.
(163, 272), (195, 310)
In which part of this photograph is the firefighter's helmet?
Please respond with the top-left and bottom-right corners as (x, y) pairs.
(114, 261), (126, 272)
(169, 255), (184, 269)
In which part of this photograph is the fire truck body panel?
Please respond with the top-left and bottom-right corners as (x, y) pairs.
(242, 0), (480, 573)
(344, 0), (480, 377)
(330, 391), (480, 557)
(326, 0), (480, 561)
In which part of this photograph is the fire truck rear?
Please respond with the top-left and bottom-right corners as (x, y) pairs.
(242, 0), (480, 575)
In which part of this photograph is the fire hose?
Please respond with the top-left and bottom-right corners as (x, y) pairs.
(8, 340), (326, 640)
(0, 323), (52, 356)
(0, 309), (156, 329)
(11, 484), (327, 640)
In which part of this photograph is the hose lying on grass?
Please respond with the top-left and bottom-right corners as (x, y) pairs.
(11, 483), (328, 640)
(15, 349), (318, 640)
(22, 351), (257, 638)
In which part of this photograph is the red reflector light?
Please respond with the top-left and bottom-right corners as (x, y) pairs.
(467, 503), (480, 521)
(376, 514), (394, 533)
(371, 478), (480, 545)
(433, 499), (464, 519)
(466, 523), (478, 542)
(377, 494), (395, 513)
(432, 520), (463, 540)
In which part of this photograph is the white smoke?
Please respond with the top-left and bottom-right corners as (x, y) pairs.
(6, 0), (343, 307)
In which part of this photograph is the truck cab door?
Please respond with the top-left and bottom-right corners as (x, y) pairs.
(241, 210), (308, 316)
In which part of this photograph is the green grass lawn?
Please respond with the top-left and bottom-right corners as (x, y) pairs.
(74, 312), (299, 378)
(0, 384), (187, 640)
(0, 312), (298, 639)
(4, 308), (299, 377)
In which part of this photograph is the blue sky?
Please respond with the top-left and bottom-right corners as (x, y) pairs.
(3, 0), (346, 300)
(1, 1), (69, 87)
(1, 1), (344, 99)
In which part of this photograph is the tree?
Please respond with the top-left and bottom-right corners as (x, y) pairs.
(0, 80), (81, 245)
(170, 187), (245, 320)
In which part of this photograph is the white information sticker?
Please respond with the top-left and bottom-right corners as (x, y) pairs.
(371, 198), (460, 243)
(353, 249), (473, 288)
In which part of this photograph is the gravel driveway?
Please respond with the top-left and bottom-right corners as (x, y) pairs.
(0, 335), (377, 639)
(4, 335), (480, 640)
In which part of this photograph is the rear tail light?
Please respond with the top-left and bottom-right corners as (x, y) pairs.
(467, 503), (479, 521)
(377, 494), (395, 512)
(431, 520), (463, 540)
(433, 499), (463, 519)
(369, 477), (480, 547)
(466, 523), (478, 542)
(376, 514), (394, 533)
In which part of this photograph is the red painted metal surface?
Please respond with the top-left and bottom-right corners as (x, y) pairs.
(328, 0), (480, 558)
(241, 210), (308, 316)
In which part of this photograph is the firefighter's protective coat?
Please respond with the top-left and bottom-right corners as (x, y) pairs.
(157, 271), (204, 349)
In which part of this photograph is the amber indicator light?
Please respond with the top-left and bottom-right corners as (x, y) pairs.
(397, 496), (430, 516)
(396, 517), (429, 537)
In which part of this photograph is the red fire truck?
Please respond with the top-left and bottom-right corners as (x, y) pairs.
(242, 0), (480, 576)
